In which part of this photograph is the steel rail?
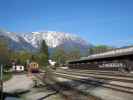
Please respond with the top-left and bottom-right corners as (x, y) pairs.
(54, 72), (133, 94)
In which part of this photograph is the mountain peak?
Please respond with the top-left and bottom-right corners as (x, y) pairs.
(23, 31), (89, 48)
(0, 30), (91, 54)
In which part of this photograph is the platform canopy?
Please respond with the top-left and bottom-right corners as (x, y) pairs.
(68, 46), (133, 63)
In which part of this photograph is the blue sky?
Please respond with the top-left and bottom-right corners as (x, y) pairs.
(0, 0), (133, 47)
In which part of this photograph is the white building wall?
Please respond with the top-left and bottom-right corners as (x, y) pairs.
(12, 65), (24, 72)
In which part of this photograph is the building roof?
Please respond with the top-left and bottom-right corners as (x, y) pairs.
(30, 61), (38, 64)
(68, 46), (133, 63)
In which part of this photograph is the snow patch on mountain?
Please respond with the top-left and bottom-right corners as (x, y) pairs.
(23, 31), (89, 48)
(6, 32), (20, 42)
(0, 31), (20, 42)
(0, 30), (36, 51)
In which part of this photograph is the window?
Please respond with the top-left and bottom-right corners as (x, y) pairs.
(20, 66), (22, 69)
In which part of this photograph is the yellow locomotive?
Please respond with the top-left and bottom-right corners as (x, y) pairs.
(28, 62), (39, 73)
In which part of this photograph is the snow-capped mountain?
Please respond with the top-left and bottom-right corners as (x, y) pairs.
(23, 31), (90, 48)
(0, 31), (20, 42)
(0, 30), (91, 54)
(0, 30), (35, 51)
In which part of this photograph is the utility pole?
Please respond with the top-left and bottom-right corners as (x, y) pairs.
(0, 64), (3, 100)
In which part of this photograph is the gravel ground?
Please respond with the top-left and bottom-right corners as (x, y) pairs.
(20, 74), (65, 100)
(4, 74), (33, 93)
(22, 87), (63, 100)
(3, 74), (65, 100)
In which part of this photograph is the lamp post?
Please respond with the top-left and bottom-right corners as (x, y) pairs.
(0, 64), (3, 100)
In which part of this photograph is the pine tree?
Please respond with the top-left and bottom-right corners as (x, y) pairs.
(39, 40), (49, 66)
(51, 47), (67, 64)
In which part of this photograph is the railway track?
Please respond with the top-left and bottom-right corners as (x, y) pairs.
(55, 69), (133, 82)
(57, 68), (133, 78)
(33, 72), (99, 100)
(51, 68), (133, 95)
(32, 68), (133, 100)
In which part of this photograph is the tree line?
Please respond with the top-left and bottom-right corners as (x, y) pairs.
(0, 38), (114, 70)
(0, 40), (49, 70)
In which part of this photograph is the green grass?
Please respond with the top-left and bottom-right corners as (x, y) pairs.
(3, 72), (12, 81)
